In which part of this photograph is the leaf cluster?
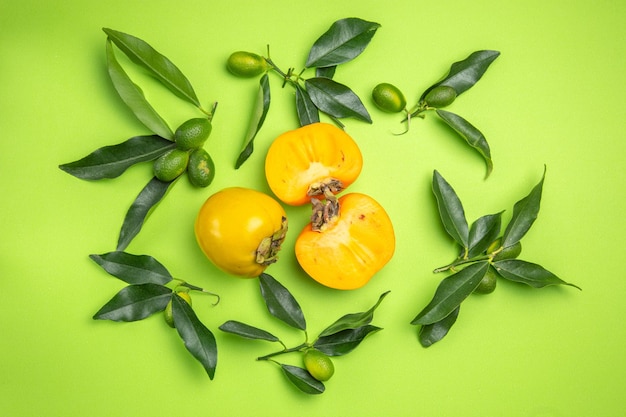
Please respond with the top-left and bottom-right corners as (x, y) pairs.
(233, 17), (381, 168)
(411, 167), (580, 347)
(219, 273), (389, 394)
(59, 29), (216, 250)
(395, 50), (500, 178)
(91, 251), (219, 379)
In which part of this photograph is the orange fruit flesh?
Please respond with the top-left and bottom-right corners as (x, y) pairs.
(295, 193), (395, 290)
(265, 123), (362, 206)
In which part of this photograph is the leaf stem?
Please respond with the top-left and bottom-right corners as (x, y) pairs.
(256, 342), (309, 361)
(433, 255), (490, 273)
(171, 278), (221, 305)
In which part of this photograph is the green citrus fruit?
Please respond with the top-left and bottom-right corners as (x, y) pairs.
(174, 118), (212, 151)
(474, 266), (498, 294)
(372, 83), (407, 113)
(424, 85), (457, 108)
(226, 51), (269, 77)
(187, 148), (215, 188)
(493, 241), (522, 261)
(153, 149), (189, 182)
(303, 349), (334, 382)
(164, 291), (192, 328)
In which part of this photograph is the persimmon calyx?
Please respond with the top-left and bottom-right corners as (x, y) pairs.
(307, 178), (344, 199)
(310, 185), (340, 232)
(256, 216), (289, 266)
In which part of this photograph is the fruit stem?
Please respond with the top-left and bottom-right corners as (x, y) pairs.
(433, 255), (490, 273)
(256, 342), (310, 361)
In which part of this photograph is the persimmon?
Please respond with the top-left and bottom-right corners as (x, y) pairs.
(295, 192), (395, 290)
(265, 122), (363, 206)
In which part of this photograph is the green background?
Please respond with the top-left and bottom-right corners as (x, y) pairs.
(1, 0), (625, 415)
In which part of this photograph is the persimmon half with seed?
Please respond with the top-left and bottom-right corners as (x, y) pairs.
(295, 192), (395, 290)
(265, 122), (363, 206)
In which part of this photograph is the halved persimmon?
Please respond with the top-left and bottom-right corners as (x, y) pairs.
(295, 192), (395, 290)
(265, 122), (363, 206)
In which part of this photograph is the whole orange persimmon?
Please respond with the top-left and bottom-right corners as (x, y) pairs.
(295, 192), (395, 290)
(265, 122), (363, 206)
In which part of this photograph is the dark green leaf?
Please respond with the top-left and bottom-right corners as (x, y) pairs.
(494, 259), (581, 290)
(501, 167), (546, 248)
(280, 364), (325, 395)
(59, 135), (174, 180)
(318, 291), (389, 337)
(89, 251), (172, 285)
(314, 325), (382, 356)
(235, 73), (271, 169)
(117, 177), (174, 251)
(93, 283), (171, 321)
(105, 39), (174, 140)
(172, 293), (218, 379)
(436, 110), (493, 178)
(432, 170), (469, 248)
(316, 66), (336, 79)
(305, 77), (372, 123)
(218, 320), (280, 343)
(411, 261), (489, 325)
(467, 212), (503, 258)
(306, 18), (380, 68)
(421, 50), (500, 100)
(259, 273), (306, 330)
(418, 305), (460, 347)
(103, 28), (200, 107)
(295, 84), (320, 126)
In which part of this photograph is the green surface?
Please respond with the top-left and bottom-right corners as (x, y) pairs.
(1, 0), (625, 415)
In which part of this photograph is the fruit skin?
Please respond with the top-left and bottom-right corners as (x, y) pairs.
(164, 291), (192, 328)
(493, 241), (522, 261)
(295, 193), (395, 290)
(195, 187), (288, 278)
(226, 51), (269, 77)
(265, 122), (363, 206)
(372, 83), (407, 113)
(474, 266), (498, 294)
(423, 85), (457, 108)
(174, 118), (212, 151)
(153, 149), (190, 182)
(187, 148), (215, 188)
(303, 349), (335, 382)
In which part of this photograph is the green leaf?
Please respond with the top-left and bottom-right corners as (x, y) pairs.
(280, 364), (325, 395)
(89, 251), (173, 285)
(493, 259), (581, 290)
(235, 73), (271, 169)
(436, 110), (493, 178)
(218, 320), (280, 343)
(432, 170), (469, 248)
(501, 167), (546, 248)
(117, 176), (174, 251)
(314, 325), (382, 357)
(258, 273), (306, 330)
(421, 50), (500, 99)
(93, 283), (172, 321)
(172, 293), (218, 379)
(59, 135), (175, 180)
(316, 66), (336, 79)
(411, 261), (489, 325)
(318, 291), (389, 337)
(418, 305), (460, 347)
(305, 77), (372, 123)
(103, 28), (200, 107)
(105, 39), (174, 140)
(467, 212), (503, 258)
(305, 18), (380, 68)
(295, 84), (320, 126)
